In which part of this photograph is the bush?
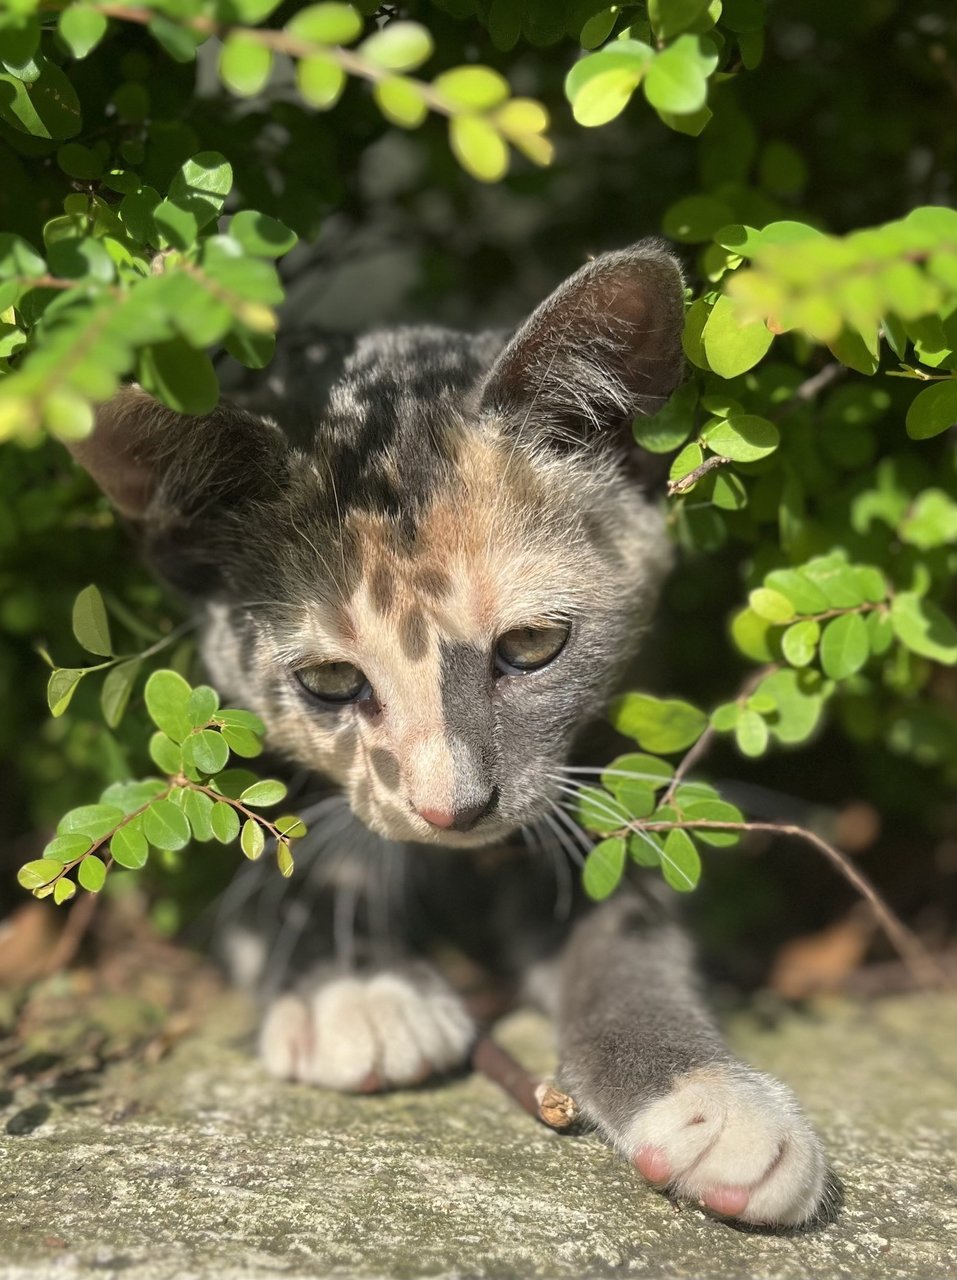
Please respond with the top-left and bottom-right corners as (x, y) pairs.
(2, 0), (955, 954)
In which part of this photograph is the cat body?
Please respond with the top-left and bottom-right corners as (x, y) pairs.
(71, 242), (830, 1229)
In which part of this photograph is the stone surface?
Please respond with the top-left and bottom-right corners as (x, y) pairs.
(1, 991), (956, 1280)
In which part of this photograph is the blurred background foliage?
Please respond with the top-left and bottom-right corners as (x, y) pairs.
(1, 0), (956, 992)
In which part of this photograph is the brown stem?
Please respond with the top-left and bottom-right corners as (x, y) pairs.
(470, 1035), (578, 1130)
(640, 818), (946, 988)
(667, 454), (730, 496)
(660, 666), (773, 808)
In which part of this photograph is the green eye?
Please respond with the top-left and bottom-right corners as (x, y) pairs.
(295, 662), (370, 704)
(495, 622), (569, 674)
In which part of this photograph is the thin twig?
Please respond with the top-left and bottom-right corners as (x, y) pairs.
(641, 818), (946, 988)
(667, 454), (729, 496)
(471, 1035), (579, 1130)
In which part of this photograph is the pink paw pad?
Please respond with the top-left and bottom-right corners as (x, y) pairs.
(700, 1185), (750, 1217)
(634, 1146), (672, 1185)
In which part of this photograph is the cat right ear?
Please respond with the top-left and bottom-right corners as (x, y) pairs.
(479, 241), (685, 450)
(65, 386), (291, 593)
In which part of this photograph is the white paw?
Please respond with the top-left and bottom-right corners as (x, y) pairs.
(258, 967), (475, 1092)
(623, 1065), (828, 1227)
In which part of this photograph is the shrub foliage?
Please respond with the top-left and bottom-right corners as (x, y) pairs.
(2, 0), (956, 921)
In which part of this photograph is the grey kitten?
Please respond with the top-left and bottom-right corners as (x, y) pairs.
(70, 242), (830, 1229)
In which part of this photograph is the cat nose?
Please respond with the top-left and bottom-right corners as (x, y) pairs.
(417, 789), (498, 832)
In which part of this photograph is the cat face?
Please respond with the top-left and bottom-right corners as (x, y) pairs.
(70, 243), (685, 848)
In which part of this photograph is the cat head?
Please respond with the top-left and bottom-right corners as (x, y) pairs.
(70, 242), (684, 848)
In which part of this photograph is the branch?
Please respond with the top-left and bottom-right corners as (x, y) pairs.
(667, 453), (729, 496)
(471, 1035), (579, 1130)
(641, 818), (946, 988)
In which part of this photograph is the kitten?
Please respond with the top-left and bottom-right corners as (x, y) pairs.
(69, 242), (830, 1228)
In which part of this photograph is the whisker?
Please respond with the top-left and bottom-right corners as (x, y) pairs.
(548, 802), (595, 865)
(541, 807), (585, 869)
(523, 821), (573, 920)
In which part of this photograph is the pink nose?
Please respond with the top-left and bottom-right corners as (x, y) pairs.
(416, 807), (456, 830)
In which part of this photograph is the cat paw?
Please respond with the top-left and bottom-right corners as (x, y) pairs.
(623, 1065), (828, 1228)
(258, 967), (475, 1092)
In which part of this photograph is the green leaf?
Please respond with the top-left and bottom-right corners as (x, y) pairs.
(144, 669), (193, 742)
(183, 789), (214, 841)
(297, 53), (346, 108)
(781, 618), (820, 668)
(449, 116), (509, 182)
(275, 814), (308, 839)
(184, 728), (229, 775)
(669, 441), (703, 483)
(240, 817), (266, 860)
(187, 685), (220, 727)
(229, 211), (297, 259)
(168, 152), (233, 229)
(220, 34), (273, 96)
(18, 858), (65, 891)
(277, 838), (295, 877)
(210, 800), (241, 843)
(820, 613), (869, 679)
(573, 786), (629, 834)
(565, 44), (653, 127)
(373, 76), (428, 127)
(764, 568), (829, 615)
(659, 828), (701, 891)
(633, 382), (696, 453)
(138, 338), (219, 415)
(627, 830), (663, 867)
(735, 707), (769, 757)
(220, 723), (263, 758)
(47, 667), (85, 717)
(682, 799), (743, 846)
(701, 295), (774, 377)
(703, 414), (780, 462)
(890, 593), (957, 664)
(648, 0), (711, 40)
(148, 14), (203, 61)
(730, 607), (776, 661)
(72, 584), (112, 656)
(757, 668), (828, 744)
(239, 779), (288, 806)
(58, 803), (123, 840)
(211, 768), (259, 798)
(710, 701), (740, 731)
(663, 194), (733, 245)
(360, 22), (432, 71)
(905, 380), (957, 441)
(43, 833), (93, 863)
(110, 823), (149, 870)
(582, 836), (626, 900)
(143, 798), (192, 850)
(218, 708), (266, 734)
(609, 692), (708, 754)
(101, 659), (140, 728)
(54, 878), (77, 904)
(101, 778), (167, 813)
(748, 587), (795, 625)
(0, 59), (82, 140)
(78, 854), (107, 892)
(644, 34), (717, 116)
(58, 5), (108, 58)
(288, 2), (363, 43)
(435, 66), (509, 110)
(149, 731), (182, 774)
(900, 489), (957, 550)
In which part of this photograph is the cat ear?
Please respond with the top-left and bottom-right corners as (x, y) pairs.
(66, 386), (291, 593)
(479, 241), (685, 447)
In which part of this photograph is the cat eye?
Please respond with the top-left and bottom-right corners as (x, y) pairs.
(495, 622), (570, 675)
(294, 662), (370, 705)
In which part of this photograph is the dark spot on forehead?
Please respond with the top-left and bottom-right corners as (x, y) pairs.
(369, 747), (400, 790)
(369, 564), (394, 613)
(414, 566), (453, 600)
(399, 609), (429, 662)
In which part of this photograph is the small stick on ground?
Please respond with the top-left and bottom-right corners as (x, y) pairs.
(471, 1034), (579, 1130)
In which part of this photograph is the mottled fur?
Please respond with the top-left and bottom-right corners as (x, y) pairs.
(71, 242), (832, 1229)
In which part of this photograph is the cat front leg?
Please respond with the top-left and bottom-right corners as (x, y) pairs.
(555, 895), (830, 1228)
(259, 962), (475, 1092)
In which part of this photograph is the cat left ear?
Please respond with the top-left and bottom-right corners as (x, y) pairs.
(479, 241), (685, 448)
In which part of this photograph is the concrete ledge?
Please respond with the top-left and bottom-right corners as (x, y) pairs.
(2, 993), (956, 1279)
